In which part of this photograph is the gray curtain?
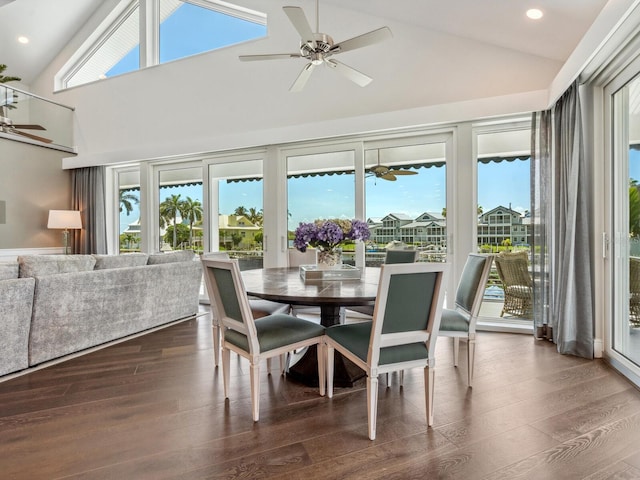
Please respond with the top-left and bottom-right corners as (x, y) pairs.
(71, 166), (107, 254)
(531, 110), (552, 341)
(531, 81), (594, 358)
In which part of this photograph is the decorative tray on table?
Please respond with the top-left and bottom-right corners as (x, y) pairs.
(299, 264), (362, 282)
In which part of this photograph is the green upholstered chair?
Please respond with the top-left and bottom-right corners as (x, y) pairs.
(201, 257), (326, 421)
(439, 253), (493, 387)
(346, 248), (419, 319)
(325, 262), (448, 440)
(201, 252), (290, 367)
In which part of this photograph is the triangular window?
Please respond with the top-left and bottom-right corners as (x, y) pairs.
(58, 0), (266, 90)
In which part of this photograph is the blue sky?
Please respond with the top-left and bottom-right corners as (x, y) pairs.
(116, 3), (532, 233)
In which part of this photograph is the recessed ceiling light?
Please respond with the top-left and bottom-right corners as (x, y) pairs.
(17, 36), (29, 44)
(526, 8), (543, 20)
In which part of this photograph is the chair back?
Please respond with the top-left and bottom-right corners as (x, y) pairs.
(494, 251), (532, 288)
(384, 249), (419, 264)
(201, 257), (259, 354)
(369, 262), (448, 369)
(288, 248), (317, 267)
(454, 254), (494, 317)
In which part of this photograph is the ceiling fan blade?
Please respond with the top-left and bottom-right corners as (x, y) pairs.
(239, 53), (302, 62)
(387, 169), (418, 175)
(10, 128), (53, 143)
(283, 6), (317, 49)
(290, 63), (316, 92)
(325, 59), (372, 87)
(380, 173), (397, 181)
(11, 123), (46, 130)
(330, 27), (392, 54)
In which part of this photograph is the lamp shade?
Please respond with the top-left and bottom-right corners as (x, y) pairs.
(47, 210), (82, 230)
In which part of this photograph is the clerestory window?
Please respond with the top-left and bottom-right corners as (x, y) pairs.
(58, 0), (266, 90)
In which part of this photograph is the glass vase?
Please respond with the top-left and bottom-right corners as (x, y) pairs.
(317, 248), (342, 269)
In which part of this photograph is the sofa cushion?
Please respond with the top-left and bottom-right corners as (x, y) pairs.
(18, 255), (97, 278)
(147, 250), (195, 265)
(0, 262), (18, 280)
(93, 253), (149, 270)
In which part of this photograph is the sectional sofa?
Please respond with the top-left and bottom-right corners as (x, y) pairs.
(0, 250), (202, 377)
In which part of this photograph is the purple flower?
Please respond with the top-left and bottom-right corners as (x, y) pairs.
(349, 219), (371, 242)
(294, 218), (370, 252)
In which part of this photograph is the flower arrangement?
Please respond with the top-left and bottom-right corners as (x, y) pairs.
(293, 218), (370, 253)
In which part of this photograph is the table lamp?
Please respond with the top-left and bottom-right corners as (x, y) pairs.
(48, 210), (82, 254)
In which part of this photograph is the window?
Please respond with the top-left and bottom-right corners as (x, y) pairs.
(364, 140), (447, 266)
(58, 0), (266, 89)
(475, 127), (532, 325)
(159, 0), (266, 64)
(66, 2), (140, 88)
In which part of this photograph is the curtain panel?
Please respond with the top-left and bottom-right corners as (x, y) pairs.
(531, 81), (594, 358)
(71, 166), (107, 254)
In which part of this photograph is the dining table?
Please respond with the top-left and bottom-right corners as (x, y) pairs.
(241, 266), (380, 387)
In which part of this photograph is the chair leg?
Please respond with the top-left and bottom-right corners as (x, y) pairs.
(250, 361), (260, 422)
(367, 375), (379, 440)
(327, 345), (335, 398)
(468, 334), (476, 387)
(453, 337), (460, 367)
(316, 342), (326, 396)
(399, 370), (404, 387)
(424, 365), (435, 427)
(222, 347), (231, 399)
(212, 322), (220, 367)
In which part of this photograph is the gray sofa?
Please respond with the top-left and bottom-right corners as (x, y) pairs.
(0, 250), (202, 377)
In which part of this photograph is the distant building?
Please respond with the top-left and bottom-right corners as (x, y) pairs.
(218, 214), (261, 249)
(369, 205), (531, 248)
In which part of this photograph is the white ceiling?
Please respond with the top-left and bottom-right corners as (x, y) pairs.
(0, 0), (609, 86)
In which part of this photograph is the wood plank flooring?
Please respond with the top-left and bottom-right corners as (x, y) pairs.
(1, 308), (640, 479)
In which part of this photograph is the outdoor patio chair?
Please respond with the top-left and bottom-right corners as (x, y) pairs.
(201, 257), (326, 421)
(494, 250), (533, 318)
(439, 253), (493, 387)
(325, 262), (448, 440)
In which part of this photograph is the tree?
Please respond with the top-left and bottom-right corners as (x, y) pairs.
(234, 206), (248, 217)
(441, 207), (446, 218)
(477, 205), (483, 215)
(182, 196), (203, 246)
(159, 194), (185, 248)
(119, 190), (139, 215)
(0, 65), (21, 84)
(164, 224), (190, 247)
(0, 64), (21, 116)
(231, 232), (243, 248)
(630, 180), (640, 238)
(247, 207), (263, 226)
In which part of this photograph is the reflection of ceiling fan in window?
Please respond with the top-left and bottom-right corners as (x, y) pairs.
(367, 151), (418, 181)
(239, 0), (392, 92)
(0, 115), (52, 144)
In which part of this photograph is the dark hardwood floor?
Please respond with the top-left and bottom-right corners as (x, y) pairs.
(2, 308), (640, 479)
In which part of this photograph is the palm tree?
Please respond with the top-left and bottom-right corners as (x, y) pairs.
(159, 194), (185, 248)
(182, 196), (203, 246)
(119, 190), (139, 215)
(0, 65), (21, 84)
(234, 206), (248, 218)
(0, 65), (21, 117)
(247, 207), (263, 226)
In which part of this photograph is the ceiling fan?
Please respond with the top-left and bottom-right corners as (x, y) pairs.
(239, 1), (392, 92)
(0, 115), (52, 143)
(367, 151), (418, 182)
